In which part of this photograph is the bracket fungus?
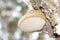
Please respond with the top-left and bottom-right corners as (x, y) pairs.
(18, 10), (46, 32)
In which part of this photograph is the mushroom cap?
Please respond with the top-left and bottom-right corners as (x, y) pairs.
(18, 10), (46, 32)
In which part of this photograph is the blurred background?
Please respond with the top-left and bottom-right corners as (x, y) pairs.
(0, 0), (56, 40)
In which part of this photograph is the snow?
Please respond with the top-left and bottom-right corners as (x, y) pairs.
(54, 13), (60, 35)
(11, 11), (22, 18)
(44, 34), (55, 40)
(15, 5), (22, 12)
(29, 32), (39, 40)
(14, 29), (22, 39)
(55, 23), (60, 35)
